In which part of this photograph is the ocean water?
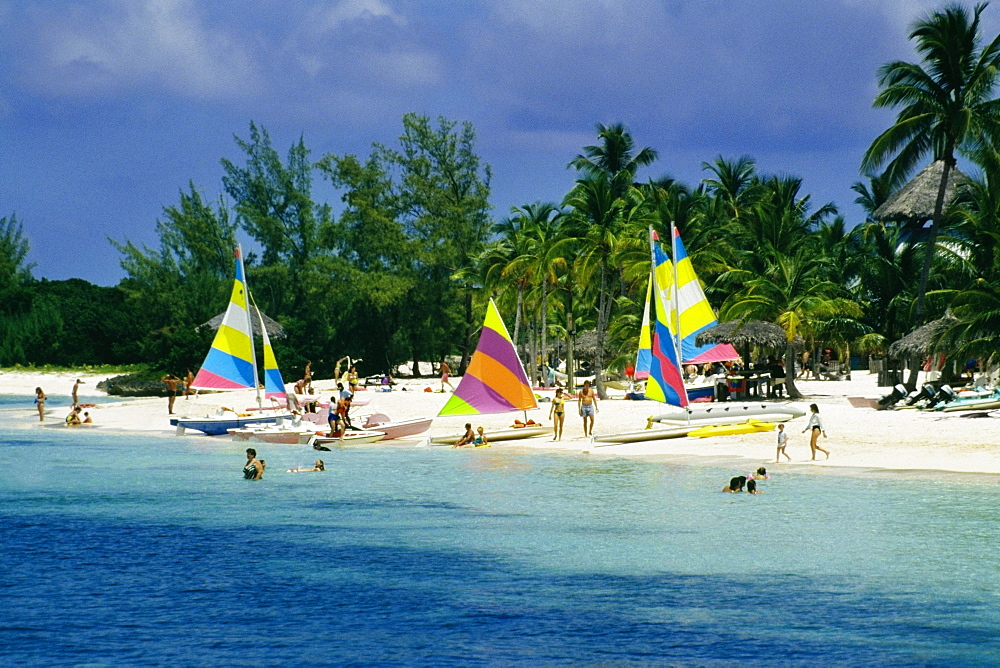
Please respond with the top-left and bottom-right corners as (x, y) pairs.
(1, 424), (999, 665)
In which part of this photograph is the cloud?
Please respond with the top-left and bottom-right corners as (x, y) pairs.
(17, 0), (260, 100)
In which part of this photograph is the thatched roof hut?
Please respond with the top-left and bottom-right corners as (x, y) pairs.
(873, 161), (970, 222)
(695, 320), (790, 350)
(197, 305), (286, 339)
(573, 330), (601, 357)
(887, 314), (958, 359)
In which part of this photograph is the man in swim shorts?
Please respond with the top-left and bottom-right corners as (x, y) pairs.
(578, 380), (598, 437)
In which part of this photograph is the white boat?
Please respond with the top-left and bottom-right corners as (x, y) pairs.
(172, 246), (292, 436)
(310, 430), (387, 447)
(362, 414), (433, 440)
(229, 423), (320, 444)
(653, 403), (805, 425)
(592, 425), (693, 445)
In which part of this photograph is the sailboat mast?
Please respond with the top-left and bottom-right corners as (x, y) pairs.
(669, 222), (685, 370)
(236, 245), (262, 408)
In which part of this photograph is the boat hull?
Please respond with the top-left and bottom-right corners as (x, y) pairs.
(430, 426), (549, 444)
(171, 413), (292, 436)
(593, 426), (693, 444)
(654, 403), (804, 425)
(687, 420), (776, 438)
(362, 417), (433, 440)
(311, 430), (386, 446)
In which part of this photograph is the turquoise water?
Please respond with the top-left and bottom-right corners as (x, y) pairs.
(1, 422), (999, 664)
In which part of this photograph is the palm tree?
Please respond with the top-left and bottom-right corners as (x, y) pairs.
(569, 122), (658, 199)
(862, 2), (1000, 328)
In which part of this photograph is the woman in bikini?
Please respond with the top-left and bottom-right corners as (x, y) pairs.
(35, 387), (46, 422)
(549, 387), (566, 440)
(802, 403), (830, 460)
(244, 448), (264, 479)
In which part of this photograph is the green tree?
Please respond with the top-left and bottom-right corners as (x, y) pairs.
(862, 2), (1000, 331)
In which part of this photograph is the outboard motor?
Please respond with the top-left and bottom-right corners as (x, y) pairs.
(927, 384), (955, 409)
(878, 383), (909, 408)
(904, 383), (936, 406)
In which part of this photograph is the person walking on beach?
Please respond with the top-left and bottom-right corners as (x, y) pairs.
(35, 387), (46, 422)
(802, 403), (829, 460)
(776, 423), (791, 462)
(440, 360), (454, 392)
(579, 380), (598, 437)
(161, 374), (180, 414)
(71, 379), (84, 407)
(244, 448), (264, 479)
(549, 387), (566, 440)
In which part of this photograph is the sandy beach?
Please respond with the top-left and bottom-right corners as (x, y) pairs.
(4, 368), (1000, 475)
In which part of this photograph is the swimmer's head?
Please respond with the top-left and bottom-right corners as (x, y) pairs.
(747, 479), (757, 493)
(756, 467), (767, 477)
(246, 448), (257, 457)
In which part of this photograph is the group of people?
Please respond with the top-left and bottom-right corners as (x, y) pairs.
(453, 423), (489, 447)
(325, 383), (355, 440)
(723, 467), (769, 493)
(547, 381), (599, 440)
(34, 380), (96, 424)
(160, 370), (195, 414)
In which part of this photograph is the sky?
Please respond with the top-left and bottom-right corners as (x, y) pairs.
(1, 0), (992, 286)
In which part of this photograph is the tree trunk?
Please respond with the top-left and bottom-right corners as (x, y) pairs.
(459, 289), (474, 375)
(527, 314), (537, 388)
(540, 284), (548, 387)
(784, 343), (803, 399)
(566, 290), (576, 393)
(594, 257), (610, 399)
(513, 286), (523, 350)
(907, 157), (953, 392)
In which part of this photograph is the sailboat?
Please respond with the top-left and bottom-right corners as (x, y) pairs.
(171, 247), (293, 436)
(595, 227), (802, 444)
(430, 299), (547, 444)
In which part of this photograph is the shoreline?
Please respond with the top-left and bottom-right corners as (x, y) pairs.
(4, 368), (1000, 477)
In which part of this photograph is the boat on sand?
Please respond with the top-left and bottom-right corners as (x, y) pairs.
(362, 414), (433, 440)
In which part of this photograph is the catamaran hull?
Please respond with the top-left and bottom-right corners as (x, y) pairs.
(171, 413), (292, 436)
(653, 403), (805, 425)
(363, 417), (433, 440)
(311, 430), (387, 446)
(593, 426), (693, 444)
(687, 421), (776, 438)
(430, 426), (549, 444)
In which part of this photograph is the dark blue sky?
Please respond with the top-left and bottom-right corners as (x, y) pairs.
(0, 0), (988, 285)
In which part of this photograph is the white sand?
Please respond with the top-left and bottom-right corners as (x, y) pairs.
(4, 369), (1000, 475)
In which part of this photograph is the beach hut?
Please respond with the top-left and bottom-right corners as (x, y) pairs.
(197, 305), (286, 339)
(873, 160), (970, 223)
(695, 320), (790, 359)
(887, 314), (959, 384)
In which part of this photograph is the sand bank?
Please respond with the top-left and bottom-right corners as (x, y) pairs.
(3, 368), (999, 475)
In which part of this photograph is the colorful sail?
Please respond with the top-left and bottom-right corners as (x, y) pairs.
(257, 307), (287, 400)
(190, 248), (257, 391)
(634, 274), (653, 380)
(670, 227), (727, 362)
(438, 299), (537, 416)
(645, 239), (689, 407)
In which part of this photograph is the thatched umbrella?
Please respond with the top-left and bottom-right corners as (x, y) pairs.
(197, 305), (286, 339)
(887, 314), (958, 359)
(696, 320), (790, 353)
(873, 161), (970, 222)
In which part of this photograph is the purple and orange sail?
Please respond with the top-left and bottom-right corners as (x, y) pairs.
(438, 299), (537, 417)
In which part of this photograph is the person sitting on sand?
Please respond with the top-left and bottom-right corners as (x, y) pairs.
(83, 411), (92, 424)
(746, 479), (762, 494)
(453, 423), (475, 448)
(722, 475), (747, 493)
(288, 459), (325, 473)
(65, 406), (83, 426)
(472, 426), (489, 447)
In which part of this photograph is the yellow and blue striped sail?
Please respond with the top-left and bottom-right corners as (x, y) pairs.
(190, 249), (256, 391)
(634, 275), (653, 380)
(259, 313), (287, 400)
(646, 240), (688, 407)
(669, 227), (720, 362)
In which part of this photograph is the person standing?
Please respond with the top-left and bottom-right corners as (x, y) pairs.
(244, 448), (264, 479)
(161, 374), (181, 414)
(327, 396), (343, 440)
(184, 369), (195, 399)
(35, 387), (46, 422)
(347, 365), (359, 395)
(579, 380), (598, 437)
(776, 423), (791, 462)
(71, 379), (84, 407)
(802, 403), (829, 460)
(440, 360), (454, 392)
(549, 387), (566, 440)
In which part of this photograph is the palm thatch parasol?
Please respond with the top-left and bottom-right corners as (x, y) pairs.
(873, 161), (970, 222)
(197, 305), (286, 339)
(695, 320), (791, 351)
(887, 314), (958, 359)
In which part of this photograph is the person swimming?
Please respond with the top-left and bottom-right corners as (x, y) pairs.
(746, 479), (762, 494)
(723, 475), (747, 493)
